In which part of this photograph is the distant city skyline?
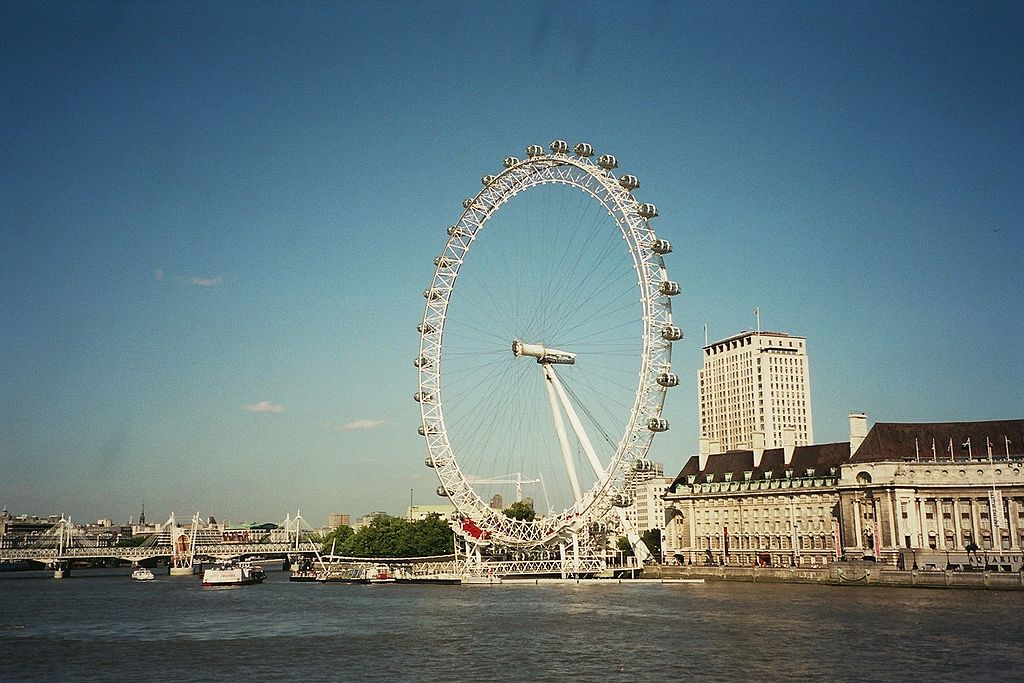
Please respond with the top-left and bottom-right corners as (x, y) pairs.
(2, 3), (1022, 524)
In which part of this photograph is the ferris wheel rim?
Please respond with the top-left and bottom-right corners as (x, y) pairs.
(416, 142), (678, 548)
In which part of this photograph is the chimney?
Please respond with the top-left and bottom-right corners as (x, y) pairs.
(752, 431), (766, 468)
(783, 426), (796, 466)
(849, 412), (868, 456)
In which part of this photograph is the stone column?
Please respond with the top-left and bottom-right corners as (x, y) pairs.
(917, 497), (928, 548)
(852, 498), (863, 550)
(953, 499), (963, 550)
(1008, 497), (1020, 551)
(937, 498), (947, 550)
(886, 492), (899, 550)
(970, 497), (982, 549)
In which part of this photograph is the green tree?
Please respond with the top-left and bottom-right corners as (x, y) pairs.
(502, 501), (536, 521)
(336, 515), (454, 557)
(641, 528), (662, 559)
(320, 524), (354, 554)
(616, 535), (634, 555)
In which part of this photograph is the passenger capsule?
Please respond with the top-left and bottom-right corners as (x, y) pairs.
(526, 144), (545, 157)
(447, 225), (469, 237)
(424, 456), (435, 468)
(661, 325), (684, 341)
(637, 203), (659, 219)
(618, 175), (640, 191)
(574, 142), (594, 157)
(612, 492), (633, 507)
(549, 139), (569, 154)
(414, 391), (433, 403)
(423, 288), (442, 301)
(633, 458), (653, 471)
(413, 356), (432, 368)
(650, 238), (673, 254)
(647, 417), (670, 432)
(656, 372), (680, 388)
(659, 280), (681, 296)
(417, 322), (436, 334)
(462, 198), (475, 209)
(503, 156), (520, 168)
(434, 256), (455, 269)
(597, 154), (618, 170)
(436, 486), (448, 497)
(481, 175), (496, 186)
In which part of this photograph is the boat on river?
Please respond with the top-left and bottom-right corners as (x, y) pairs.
(202, 561), (266, 587)
(131, 567), (155, 581)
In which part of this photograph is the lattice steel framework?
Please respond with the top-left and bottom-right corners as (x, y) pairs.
(416, 140), (680, 549)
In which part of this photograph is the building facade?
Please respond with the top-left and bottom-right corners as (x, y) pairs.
(698, 331), (813, 451)
(663, 416), (1024, 571)
(838, 419), (1024, 570)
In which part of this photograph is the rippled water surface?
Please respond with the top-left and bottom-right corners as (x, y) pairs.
(1, 567), (1021, 681)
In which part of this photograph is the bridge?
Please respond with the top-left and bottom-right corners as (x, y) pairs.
(0, 542), (317, 565)
(0, 510), (321, 577)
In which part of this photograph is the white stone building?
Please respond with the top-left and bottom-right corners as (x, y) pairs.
(699, 331), (813, 451)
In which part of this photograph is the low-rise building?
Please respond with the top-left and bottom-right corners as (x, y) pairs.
(663, 416), (1024, 571)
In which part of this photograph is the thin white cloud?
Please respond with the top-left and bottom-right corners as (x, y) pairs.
(244, 400), (286, 414)
(323, 419), (388, 432)
(154, 268), (164, 281)
(180, 275), (222, 287)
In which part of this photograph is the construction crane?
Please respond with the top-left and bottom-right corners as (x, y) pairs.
(464, 472), (540, 503)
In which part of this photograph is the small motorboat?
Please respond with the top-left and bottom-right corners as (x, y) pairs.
(131, 567), (155, 581)
(202, 561), (266, 587)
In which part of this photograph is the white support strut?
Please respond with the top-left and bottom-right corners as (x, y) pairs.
(542, 363), (583, 503)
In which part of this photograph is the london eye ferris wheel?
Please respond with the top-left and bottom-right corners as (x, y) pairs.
(416, 140), (681, 554)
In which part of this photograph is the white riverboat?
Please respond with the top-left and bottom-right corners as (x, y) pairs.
(131, 567), (155, 581)
(202, 561), (266, 587)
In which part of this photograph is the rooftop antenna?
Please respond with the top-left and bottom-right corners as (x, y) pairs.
(754, 307), (761, 334)
(703, 323), (708, 347)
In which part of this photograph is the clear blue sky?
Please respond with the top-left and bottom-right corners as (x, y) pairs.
(2, 2), (1021, 525)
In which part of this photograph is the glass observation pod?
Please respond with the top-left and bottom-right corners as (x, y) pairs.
(637, 203), (659, 219)
(436, 486), (448, 497)
(424, 456), (435, 468)
(417, 322), (436, 334)
(597, 154), (618, 170)
(503, 156), (520, 168)
(526, 144), (545, 157)
(612, 492), (633, 507)
(574, 142), (594, 157)
(647, 417), (670, 432)
(434, 256), (456, 269)
(661, 325), (684, 341)
(618, 174), (640, 191)
(423, 288), (442, 301)
(656, 372), (680, 387)
(447, 225), (470, 237)
(462, 198), (475, 208)
(633, 458), (654, 471)
(650, 238), (673, 254)
(481, 175), (496, 186)
(417, 425), (438, 436)
(549, 139), (569, 154)
(413, 356), (431, 368)
(414, 391), (433, 403)
(659, 280), (681, 296)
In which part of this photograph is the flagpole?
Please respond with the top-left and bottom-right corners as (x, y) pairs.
(915, 438), (920, 462)
(753, 307), (761, 334)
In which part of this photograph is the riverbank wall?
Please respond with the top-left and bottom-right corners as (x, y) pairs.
(645, 562), (1024, 590)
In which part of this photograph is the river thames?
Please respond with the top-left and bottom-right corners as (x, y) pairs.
(1, 567), (1021, 682)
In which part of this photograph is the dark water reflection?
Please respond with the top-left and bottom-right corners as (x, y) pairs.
(1, 568), (1020, 681)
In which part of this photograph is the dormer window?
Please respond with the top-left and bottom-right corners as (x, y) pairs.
(764, 470), (773, 479)
(806, 468), (816, 478)
(686, 475), (697, 485)
(785, 469), (794, 478)
(705, 474), (715, 483)
(724, 472), (733, 482)
(744, 471), (753, 481)
(829, 467), (837, 476)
